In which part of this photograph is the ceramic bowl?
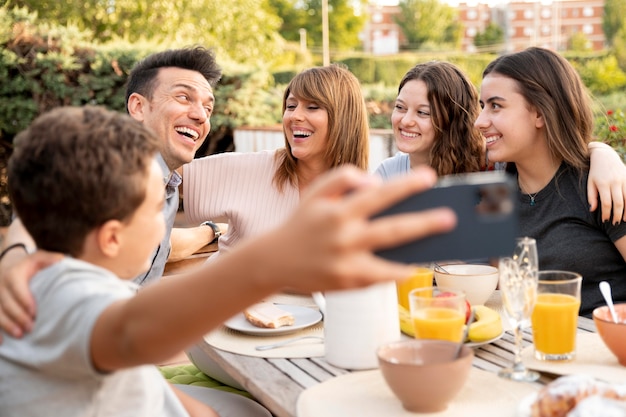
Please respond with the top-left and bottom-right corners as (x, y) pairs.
(377, 339), (474, 413)
(592, 303), (626, 366)
(434, 264), (499, 305)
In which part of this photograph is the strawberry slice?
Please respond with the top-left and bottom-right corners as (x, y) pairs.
(436, 292), (472, 323)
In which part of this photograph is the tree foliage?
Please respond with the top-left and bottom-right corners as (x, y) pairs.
(7, 0), (284, 66)
(567, 32), (592, 52)
(267, 0), (367, 51)
(603, 0), (626, 47)
(395, 0), (461, 50)
(611, 27), (626, 72)
(473, 23), (503, 49)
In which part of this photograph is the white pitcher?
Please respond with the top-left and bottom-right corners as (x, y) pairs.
(313, 282), (401, 370)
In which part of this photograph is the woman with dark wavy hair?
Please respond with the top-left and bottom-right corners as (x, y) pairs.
(376, 61), (484, 178)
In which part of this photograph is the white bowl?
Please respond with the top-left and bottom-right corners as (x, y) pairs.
(434, 264), (499, 306)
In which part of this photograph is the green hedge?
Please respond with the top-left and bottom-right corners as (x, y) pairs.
(334, 53), (497, 87)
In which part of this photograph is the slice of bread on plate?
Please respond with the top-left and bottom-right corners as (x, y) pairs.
(244, 302), (295, 329)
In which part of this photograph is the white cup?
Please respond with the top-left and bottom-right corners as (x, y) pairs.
(313, 282), (401, 370)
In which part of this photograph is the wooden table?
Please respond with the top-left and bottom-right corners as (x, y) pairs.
(193, 316), (597, 417)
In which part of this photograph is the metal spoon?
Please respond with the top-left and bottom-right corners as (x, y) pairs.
(433, 263), (450, 274)
(255, 336), (323, 351)
(454, 307), (475, 359)
(600, 281), (619, 323)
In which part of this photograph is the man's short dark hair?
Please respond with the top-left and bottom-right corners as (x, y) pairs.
(125, 46), (222, 106)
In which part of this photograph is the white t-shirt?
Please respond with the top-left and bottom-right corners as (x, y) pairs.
(0, 257), (189, 417)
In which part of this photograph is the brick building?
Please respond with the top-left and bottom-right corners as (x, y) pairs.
(362, 0), (606, 53)
(462, 0), (606, 52)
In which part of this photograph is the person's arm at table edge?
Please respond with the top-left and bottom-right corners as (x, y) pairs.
(168, 223), (227, 263)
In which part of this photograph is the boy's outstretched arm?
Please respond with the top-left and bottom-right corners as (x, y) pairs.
(91, 165), (456, 371)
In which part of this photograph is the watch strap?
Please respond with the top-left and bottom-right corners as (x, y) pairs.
(201, 221), (222, 244)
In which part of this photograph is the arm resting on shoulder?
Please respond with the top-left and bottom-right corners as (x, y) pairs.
(588, 141), (626, 224)
(0, 218), (35, 270)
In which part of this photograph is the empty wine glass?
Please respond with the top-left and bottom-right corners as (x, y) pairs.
(498, 237), (540, 382)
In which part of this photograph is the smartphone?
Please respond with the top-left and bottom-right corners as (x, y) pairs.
(374, 170), (519, 264)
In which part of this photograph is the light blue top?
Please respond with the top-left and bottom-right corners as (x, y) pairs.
(374, 152), (411, 181)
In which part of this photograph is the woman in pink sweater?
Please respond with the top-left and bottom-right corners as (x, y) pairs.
(183, 64), (370, 258)
(183, 64), (371, 389)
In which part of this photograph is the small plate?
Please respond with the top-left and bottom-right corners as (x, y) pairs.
(224, 304), (322, 336)
(465, 330), (504, 348)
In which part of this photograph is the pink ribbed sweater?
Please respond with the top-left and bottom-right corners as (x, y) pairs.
(182, 149), (299, 259)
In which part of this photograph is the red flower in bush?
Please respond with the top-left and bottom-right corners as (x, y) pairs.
(595, 109), (626, 161)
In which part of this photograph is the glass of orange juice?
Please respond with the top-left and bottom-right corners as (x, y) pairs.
(397, 267), (434, 311)
(531, 271), (582, 361)
(409, 286), (466, 343)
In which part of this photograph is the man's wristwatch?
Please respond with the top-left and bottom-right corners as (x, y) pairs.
(201, 221), (222, 244)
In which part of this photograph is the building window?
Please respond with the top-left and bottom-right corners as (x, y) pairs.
(541, 8), (551, 19)
(582, 7), (593, 17)
(467, 27), (477, 37)
(583, 24), (593, 34)
(541, 25), (551, 35)
(373, 12), (383, 23)
(524, 9), (534, 19)
(524, 27), (534, 36)
(467, 9), (478, 19)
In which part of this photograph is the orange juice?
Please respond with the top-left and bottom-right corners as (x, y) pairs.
(412, 307), (465, 342)
(397, 268), (434, 310)
(531, 293), (580, 355)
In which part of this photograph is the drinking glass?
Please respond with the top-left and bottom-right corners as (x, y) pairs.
(498, 237), (540, 382)
(397, 266), (434, 310)
(532, 271), (582, 361)
(409, 286), (467, 343)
